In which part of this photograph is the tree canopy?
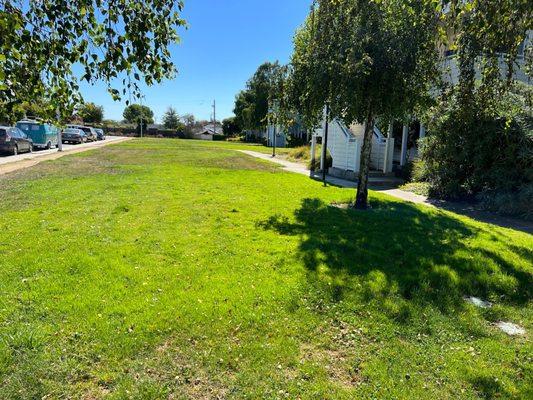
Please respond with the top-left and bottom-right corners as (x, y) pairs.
(162, 107), (180, 130)
(123, 104), (154, 125)
(79, 102), (104, 124)
(418, 1), (532, 201)
(233, 61), (287, 131)
(288, 0), (441, 208)
(0, 1), (186, 123)
(443, 0), (532, 112)
(222, 116), (241, 136)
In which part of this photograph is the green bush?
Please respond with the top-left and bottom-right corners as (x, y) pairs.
(420, 91), (532, 204)
(477, 184), (533, 221)
(287, 145), (311, 161)
(401, 159), (428, 182)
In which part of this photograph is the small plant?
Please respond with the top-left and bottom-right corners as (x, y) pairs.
(287, 145), (311, 161)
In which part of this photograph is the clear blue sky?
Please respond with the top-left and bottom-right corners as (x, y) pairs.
(79, 0), (311, 123)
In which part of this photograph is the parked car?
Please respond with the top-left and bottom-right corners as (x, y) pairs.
(95, 128), (106, 141)
(16, 119), (58, 150)
(62, 128), (87, 144)
(67, 124), (97, 142)
(0, 126), (33, 155)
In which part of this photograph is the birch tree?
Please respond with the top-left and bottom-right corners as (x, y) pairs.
(288, 0), (441, 208)
(0, 1), (186, 123)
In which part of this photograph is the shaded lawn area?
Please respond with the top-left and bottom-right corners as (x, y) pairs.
(0, 138), (531, 399)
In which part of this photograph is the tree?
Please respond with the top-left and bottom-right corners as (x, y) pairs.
(79, 103), (104, 124)
(0, 1), (186, 123)
(288, 0), (441, 209)
(162, 107), (180, 130)
(181, 113), (196, 128)
(233, 62), (287, 131)
(419, 1), (532, 200)
(123, 104), (154, 131)
(9, 99), (55, 122)
(222, 117), (241, 136)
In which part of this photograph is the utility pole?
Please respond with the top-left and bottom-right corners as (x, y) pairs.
(53, 31), (62, 152)
(272, 124), (276, 157)
(212, 100), (216, 134)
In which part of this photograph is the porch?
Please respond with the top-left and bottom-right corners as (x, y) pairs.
(311, 117), (426, 180)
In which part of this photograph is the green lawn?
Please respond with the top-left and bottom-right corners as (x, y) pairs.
(0, 139), (531, 399)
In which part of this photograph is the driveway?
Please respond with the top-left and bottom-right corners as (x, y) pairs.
(0, 136), (131, 175)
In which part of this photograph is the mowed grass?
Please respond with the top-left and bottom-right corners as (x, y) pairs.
(0, 138), (531, 399)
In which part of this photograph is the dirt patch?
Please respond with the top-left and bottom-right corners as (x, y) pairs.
(174, 375), (229, 400)
(297, 320), (366, 389)
(81, 387), (110, 400)
(299, 343), (363, 388)
(143, 340), (233, 400)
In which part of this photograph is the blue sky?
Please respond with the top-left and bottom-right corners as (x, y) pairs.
(79, 0), (311, 123)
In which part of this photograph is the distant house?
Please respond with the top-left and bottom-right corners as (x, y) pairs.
(193, 123), (223, 141)
(267, 119), (309, 148)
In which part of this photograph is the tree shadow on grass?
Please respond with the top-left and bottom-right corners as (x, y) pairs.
(258, 198), (532, 315)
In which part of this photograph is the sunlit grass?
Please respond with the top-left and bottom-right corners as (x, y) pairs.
(0, 138), (531, 399)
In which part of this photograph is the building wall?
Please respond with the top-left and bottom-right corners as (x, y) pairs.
(442, 54), (530, 85)
(328, 120), (361, 172)
(267, 125), (287, 147)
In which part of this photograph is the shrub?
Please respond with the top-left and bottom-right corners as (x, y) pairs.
(477, 183), (533, 221)
(400, 159), (428, 182)
(286, 134), (308, 147)
(287, 145), (311, 162)
(420, 91), (532, 202)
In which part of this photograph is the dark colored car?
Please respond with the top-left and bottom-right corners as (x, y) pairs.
(67, 124), (97, 142)
(0, 126), (33, 155)
(62, 128), (87, 144)
(95, 128), (106, 141)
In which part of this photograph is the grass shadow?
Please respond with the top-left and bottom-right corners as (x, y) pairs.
(259, 198), (531, 316)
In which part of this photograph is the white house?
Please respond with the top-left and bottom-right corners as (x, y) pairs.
(310, 118), (399, 180)
(266, 119), (309, 148)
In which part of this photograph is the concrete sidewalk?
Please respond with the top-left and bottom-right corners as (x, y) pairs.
(238, 150), (309, 175)
(0, 136), (131, 176)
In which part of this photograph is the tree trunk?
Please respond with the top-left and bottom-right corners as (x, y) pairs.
(354, 112), (375, 209)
